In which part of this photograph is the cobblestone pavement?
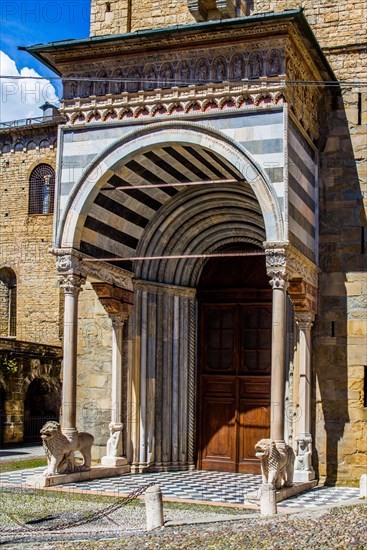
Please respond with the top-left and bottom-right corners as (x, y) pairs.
(0, 492), (365, 549)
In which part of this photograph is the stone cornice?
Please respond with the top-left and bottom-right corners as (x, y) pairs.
(27, 18), (298, 67)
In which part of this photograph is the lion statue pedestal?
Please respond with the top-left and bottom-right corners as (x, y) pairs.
(40, 421), (94, 477)
(24, 421), (130, 488)
(255, 438), (295, 490)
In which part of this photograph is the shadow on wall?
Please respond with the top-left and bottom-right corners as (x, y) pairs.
(313, 89), (366, 485)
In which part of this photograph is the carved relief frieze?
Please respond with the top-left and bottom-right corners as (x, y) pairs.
(62, 42), (286, 101)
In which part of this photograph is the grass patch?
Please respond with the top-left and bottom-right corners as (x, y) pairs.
(0, 458), (47, 473)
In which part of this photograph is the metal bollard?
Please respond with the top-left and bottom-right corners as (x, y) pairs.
(260, 483), (277, 516)
(145, 484), (164, 531)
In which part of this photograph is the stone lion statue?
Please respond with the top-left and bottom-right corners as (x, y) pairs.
(40, 421), (94, 477)
(255, 438), (294, 490)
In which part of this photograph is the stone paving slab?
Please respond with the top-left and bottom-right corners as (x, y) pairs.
(0, 467), (360, 509)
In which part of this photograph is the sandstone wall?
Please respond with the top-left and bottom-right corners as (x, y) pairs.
(0, 141), (61, 346)
(76, 282), (113, 461)
(90, 0), (367, 48)
(314, 80), (367, 483)
(90, 0), (195, 36)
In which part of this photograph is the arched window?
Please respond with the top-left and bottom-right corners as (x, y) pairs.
(29, 164), (55, 214)
(0, 268), (17, 337)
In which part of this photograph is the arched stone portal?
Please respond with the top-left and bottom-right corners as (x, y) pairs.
(54, 122), (313, 476)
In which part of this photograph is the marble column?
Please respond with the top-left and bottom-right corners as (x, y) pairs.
(102, 312), (130, 467)
(91, 282), (133, 467)
(294, 311), (315, 481)
(269, 270), (288, 444)
(59, 273), (85, 440)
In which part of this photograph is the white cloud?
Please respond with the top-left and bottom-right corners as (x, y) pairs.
(0, 50), (59, 123)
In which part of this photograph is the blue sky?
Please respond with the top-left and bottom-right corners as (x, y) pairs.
(0, 0), (91, 121)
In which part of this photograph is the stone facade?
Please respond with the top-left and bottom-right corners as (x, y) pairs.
(0, 117), (63, 444)
(22, 2), (366, 483)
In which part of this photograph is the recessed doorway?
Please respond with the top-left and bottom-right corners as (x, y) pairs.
(197, 250), (271, 474)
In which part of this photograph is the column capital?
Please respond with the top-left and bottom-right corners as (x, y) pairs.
(110, 308), (132, 327)
(264, 245), (288, 289)
(59, 273), (86, 294)
(295, 311), (315, 330)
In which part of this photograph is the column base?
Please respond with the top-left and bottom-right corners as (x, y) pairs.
(25, 464), (131, 488)
(101, 455), (128, 467)
(294, 469), (315, 482)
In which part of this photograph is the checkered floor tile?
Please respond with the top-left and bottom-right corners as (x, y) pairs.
(279, 486), (360, 508)
(0, 467), (360, 508)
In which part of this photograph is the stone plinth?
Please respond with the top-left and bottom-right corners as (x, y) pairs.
(244, 480), (317, 505)
(294, 470), (315, 482)
(25, 464), (130, 488)
(101, 455), (128, 467)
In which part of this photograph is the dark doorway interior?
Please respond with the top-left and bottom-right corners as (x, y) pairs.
(197, 249), (271, 474)
(23, 378), (60, 443)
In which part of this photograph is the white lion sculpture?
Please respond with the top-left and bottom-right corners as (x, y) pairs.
(255, 438), (294, 490)
(40, 421), (94, 476)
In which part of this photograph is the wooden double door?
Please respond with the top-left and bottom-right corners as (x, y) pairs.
(198, 302), (271, 474)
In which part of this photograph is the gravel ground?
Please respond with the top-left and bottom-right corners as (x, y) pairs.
(0, 485), (365, 548)
(7, 505), (364, 549)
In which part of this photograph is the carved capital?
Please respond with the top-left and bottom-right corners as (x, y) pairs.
(268, 271), (288, 290)
(295, 311), (315, 331)
(59, 273), (85, 294)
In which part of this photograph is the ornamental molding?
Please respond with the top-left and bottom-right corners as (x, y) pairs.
(50, 247), (133, 291)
